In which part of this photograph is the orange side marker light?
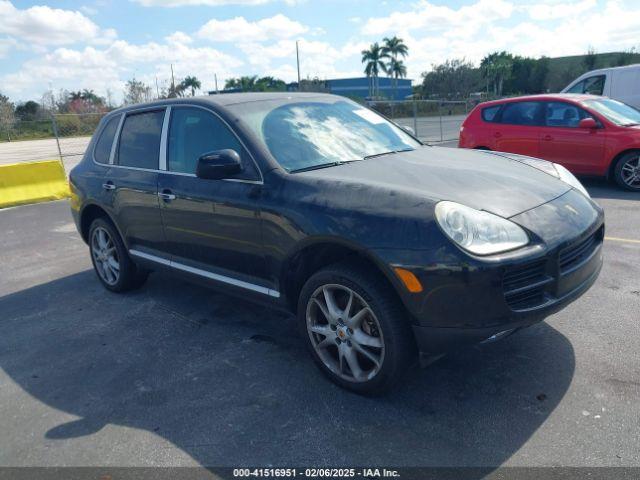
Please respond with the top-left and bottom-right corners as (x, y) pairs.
(394, 267), (423, 293)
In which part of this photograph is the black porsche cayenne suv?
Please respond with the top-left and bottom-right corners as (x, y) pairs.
(69, 93), (604, 394)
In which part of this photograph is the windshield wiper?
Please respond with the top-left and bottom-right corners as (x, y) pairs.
(622, 123), (640, 127)
(290, 160), (360, 173)
(363, 148), (414, 160)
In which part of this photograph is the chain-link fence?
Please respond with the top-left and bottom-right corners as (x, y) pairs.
(0, 113), (103, 172)
(367, 99), (473, 143)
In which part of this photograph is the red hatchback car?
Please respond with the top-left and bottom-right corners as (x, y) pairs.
(459, 94), (640, 190)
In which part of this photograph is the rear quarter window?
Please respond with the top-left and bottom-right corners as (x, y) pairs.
(93, 115), (120, 164)
(481, 105), (501, 122)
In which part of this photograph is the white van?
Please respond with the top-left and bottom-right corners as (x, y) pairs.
(561, 64), (640, 109)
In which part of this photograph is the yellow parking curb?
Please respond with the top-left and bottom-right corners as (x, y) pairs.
(0, 159), (70, 209)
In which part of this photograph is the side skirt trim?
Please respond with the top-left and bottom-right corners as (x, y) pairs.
(129, 249), (280, 298)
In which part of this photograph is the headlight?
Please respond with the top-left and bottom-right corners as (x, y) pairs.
(435, 201), (529, 255)
(554, 163), (590, 198)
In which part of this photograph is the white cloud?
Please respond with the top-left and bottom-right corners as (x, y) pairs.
(0, 37), (18, 58)
(360, 0), (640, 83)
(1, 38), (243, 101)
(523, 0), (597, 20)
(0, 1), (107, 46)
(165, 31), (193, 45)
(361, 0), (514, 36)
(133, 0), (299, 6)
(197, 14), (307, 42)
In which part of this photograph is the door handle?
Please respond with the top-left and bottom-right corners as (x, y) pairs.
(102, 182), (115, 191)
(543, 135), (553, 141)
(158, 190), (176, 201)
(493, 132), (502, 138)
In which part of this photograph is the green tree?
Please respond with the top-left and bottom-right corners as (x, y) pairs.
(123, 79), (152, 105)
(0, 92), (15, 141)
(382, 36), (409, 98)
(616, 47), (637, 66)
(180, 76), (202, 96)
(15, 100), (40, 121)
(362, 42), (389, 98)
(224, 75), (258, 91)
(421, 58), (481, 99)
(481, 51), (513, 96)
(584, 47), (597, 71)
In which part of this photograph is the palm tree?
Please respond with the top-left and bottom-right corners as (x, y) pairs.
(480, 51), (513, 96)
(180, 76), (201, 96)
(361, 43), (388, 98)
(382, 36), (409, 98)
(388, 58), (407, 97)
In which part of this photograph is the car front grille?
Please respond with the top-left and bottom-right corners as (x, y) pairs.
(503, 226), (603, 311)
(559, 227), (603, 274)
(503, 259), (551, 310)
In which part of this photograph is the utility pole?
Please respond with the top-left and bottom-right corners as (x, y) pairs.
(296, 40), (301, 91)
(170, 64), (176, 97)
(155, 76), (160, 98)
(214, 74), (219, 94)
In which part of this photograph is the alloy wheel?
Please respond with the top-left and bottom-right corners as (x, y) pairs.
(306, 284), (385, 383)
(91, 227), (120, 286)
(621, 155), (640, 189)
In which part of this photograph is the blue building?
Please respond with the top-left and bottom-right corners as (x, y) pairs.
(325, 77), (412, 101)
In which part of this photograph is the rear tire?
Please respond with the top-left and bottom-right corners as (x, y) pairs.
(613, 151), (640, 191)
(297, 261), (416, 395)
(88, 218), (148, 292)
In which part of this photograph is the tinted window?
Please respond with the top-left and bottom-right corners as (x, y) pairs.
(499, 102), (542, 126)
(167, 107), (259, 180)
(545, 102), (592, 128)
(94, 115), (120, 164)
(481, 105), (501, 122)
(117, 110), (164, 169)
(583, 98), (640, 126)
(567, 75), (605, 95)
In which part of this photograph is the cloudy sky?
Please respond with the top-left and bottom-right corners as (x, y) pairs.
(1, 0), (640, 102)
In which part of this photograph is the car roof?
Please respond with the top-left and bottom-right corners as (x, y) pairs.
(109, 92), (339, 115)
(479, 93), (602, 107)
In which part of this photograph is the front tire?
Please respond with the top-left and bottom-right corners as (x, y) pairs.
(614, 151), (640, 191)
(88, 218), (148, 292)
(297, 262), (416, 395)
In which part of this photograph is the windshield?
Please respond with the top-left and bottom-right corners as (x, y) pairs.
(582, 98), (640, 126)
(227, 98), (420, 172)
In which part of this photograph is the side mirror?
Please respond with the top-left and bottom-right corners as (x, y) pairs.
(579, 117), (598, 129)
(401, 125), (416, 136)
(196, 149), (242, 180)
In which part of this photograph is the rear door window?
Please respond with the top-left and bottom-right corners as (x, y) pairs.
(94, 115), (120, 164)
(499, 102), (542, 126)
(481, 105), (501, 122)
(117, 110), (164, 170)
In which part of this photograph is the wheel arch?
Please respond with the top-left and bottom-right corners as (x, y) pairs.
(79, 203), (122, 245)
(280, 237), (405, 313)
(608, 148), (640, 180)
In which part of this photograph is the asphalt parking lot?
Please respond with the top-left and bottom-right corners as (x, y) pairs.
(0, 179), (639, 474)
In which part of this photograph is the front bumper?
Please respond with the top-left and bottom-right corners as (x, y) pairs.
(374, 189), (604, 357)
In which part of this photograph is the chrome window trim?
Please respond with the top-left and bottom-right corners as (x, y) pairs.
(159, 106), (171, 171)
(113, 107), (166, 169)
(90, 113), (123, 167)
(165, 103), (264, 184)
(129, 249), (280, 298)
(109, 113), (126, 165)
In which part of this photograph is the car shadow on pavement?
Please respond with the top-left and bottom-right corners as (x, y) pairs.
(581, 177), (639, 201)
(0, 269), (575, 477)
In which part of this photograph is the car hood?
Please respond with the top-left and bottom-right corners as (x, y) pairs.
(297, 146), (572, 218)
